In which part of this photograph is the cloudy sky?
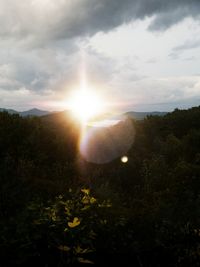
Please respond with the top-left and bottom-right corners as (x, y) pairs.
(0, 0), (200, 112)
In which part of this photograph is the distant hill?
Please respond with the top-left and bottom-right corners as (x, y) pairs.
(0, 108), (50, 117)
(125, 111), (167, 120)
(0, 108), (167, 119)
(20, 108), (50, 117)
(0, 108), (18, 115)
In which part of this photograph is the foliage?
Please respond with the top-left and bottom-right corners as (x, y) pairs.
(0, 106), (200, 266)
(29, 188), (112, 266)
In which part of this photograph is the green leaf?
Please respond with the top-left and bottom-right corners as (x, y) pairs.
(78, 257), (94, 264)
(68, 217), (80, 228)
(58, 245), (71, 252)
(90, 197), (97, 204)
(81, 189), (90, 195)
(81, 205), (90, 211)
(82, 196), (89, 204)
(75, 246), (93, 254)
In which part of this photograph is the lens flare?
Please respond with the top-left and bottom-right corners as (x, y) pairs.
(121, 156), (128, 163)
(80, 118), (135, 164)
(65, 57), (135, 164)
(68, 89), (104, 123)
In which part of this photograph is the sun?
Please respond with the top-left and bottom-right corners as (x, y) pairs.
(68, 88), (104, 123)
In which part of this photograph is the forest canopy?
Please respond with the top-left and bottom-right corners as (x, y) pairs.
(0, 106), (200, 266)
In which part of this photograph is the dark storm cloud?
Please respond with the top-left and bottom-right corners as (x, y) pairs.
(0, 0), (200, 44)
(55, 0), (200, 36)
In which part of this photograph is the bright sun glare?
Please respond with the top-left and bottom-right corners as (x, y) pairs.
(68, 88), (104, 123)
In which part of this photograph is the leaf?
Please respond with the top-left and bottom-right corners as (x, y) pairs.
(64, 207), (71, 216)
(81, 189), (90, 195)
(89, 230), (97, 239)
(58, 245), (71, 252)
(68, 217), (80, 228)
(100, 219), (107, 225)
(90, 197), (97, 204)
(75, 246), (93, 254)
(81, 205), (90, 211)
(82, 196), (89, 204)
(78, 257), (94, 264)
(75, 245), (82, 254)
(52, 214), (57, 221)
(33, 220), (41, 225)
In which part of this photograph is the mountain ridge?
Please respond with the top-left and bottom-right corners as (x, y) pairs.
(0, 108), (50, 117)
(0, 108), (167, 119)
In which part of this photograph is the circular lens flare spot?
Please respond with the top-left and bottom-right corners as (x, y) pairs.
(121, 156), (128, 163)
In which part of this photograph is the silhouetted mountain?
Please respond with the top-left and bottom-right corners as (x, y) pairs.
(0, 108), (50, 117)
(0, 108), (167, 120)
(20, 108), (50, 117)
(0, 108), (18, 114)
(125, 111), (167, 120)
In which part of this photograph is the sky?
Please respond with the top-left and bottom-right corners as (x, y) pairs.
(0, 0), (200, 112)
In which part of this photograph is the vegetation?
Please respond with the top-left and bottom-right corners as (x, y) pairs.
(0, 106), (200, 266)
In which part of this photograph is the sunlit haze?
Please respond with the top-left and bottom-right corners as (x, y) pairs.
(67, 87), (105, 123)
